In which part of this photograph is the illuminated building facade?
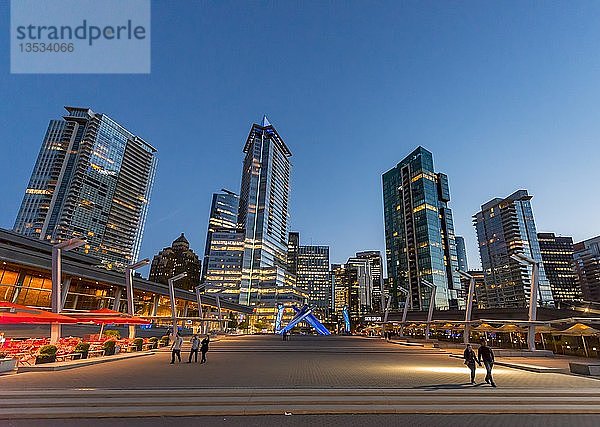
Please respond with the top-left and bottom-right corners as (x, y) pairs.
(573, 236), (600, 302)
(287, 232), (300, 277)
(237, 116), (301, 308)
(13, 106), (157, 270)
(149, 233), (201, 292)
(383, 146), (463, 311)
(355, 251), (384, 312)
(474, 190), (554, 308)
(537, 232), (582, 304)
(201, 190), (244, 300)
(297, 245), (331, 318)
(455, 236), (469, 272)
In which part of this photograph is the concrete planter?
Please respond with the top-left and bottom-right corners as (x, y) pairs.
(0, 358), (18, 373)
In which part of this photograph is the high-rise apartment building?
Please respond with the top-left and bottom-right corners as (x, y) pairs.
(297, 245), (331, 317)
(382, 146), (462, 311)
(474, 190), (554, 308)
(149, 233), (201, 292)
(537, 232), (582, 304)
(573, 236), (600, 302)
(355, 251), (384, 312)
(14, 106), (157, 269)
(237, 116), (300, 308)
(455, 236), (469, 272)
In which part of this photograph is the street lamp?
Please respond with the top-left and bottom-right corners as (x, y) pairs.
(51, 238), (86, 343)
(195, 284), (205, 334)
(168, 272), (187, 341)
(124, 258), (150, 338)
(397, 287), (411, 337)
(420, 279), (436, 341)
(457, 269), (475, 344)
(511, 252), (539, 352)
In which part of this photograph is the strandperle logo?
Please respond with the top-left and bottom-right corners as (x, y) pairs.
(10, 0), (151, 74)
(15, 20), (147, 46)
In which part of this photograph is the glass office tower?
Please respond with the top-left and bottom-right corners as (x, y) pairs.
(201, 190), (244, 301)
(355, 251), (384, 312)
(573, 236), (600, 302)
(297, 245), (331, 318)
(14, 106), (157, 270)
(474, 190), (554, 308)
(382, 146), (462, 311)
(455, 236), (469, 272)
(538, 232), (582, 305)
(237, 116), (296, 306)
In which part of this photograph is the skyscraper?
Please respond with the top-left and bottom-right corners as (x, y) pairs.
(382, 146), (462, 311)
(14, 106), (157, 269)
(149, 233), (201, 292)
(573, 236), (600, 302)
(287, 231), (300, 277)
(537, 232), (582, 305)
(474, 190), (554, 308)
(201, 190), (245, 300)
(455, 236), (469, 272)
(237, 116), (299, 307)
(297, 245), (331, 317)
(355, 251), (384, 312)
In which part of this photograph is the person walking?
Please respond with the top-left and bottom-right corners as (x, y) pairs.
(170, 333), (183, 364)
(200, 334), (210, 364)
(188, 334), (200, 363)
(478, 339), (496, 387)
(463, 343), (481, 384)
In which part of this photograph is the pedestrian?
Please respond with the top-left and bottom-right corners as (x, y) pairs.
(478, 339), (496, 387)
(170, 333), (183, 364)
(188, 334), (200, 363)
(200, 334), (210, 364)
(463, 343), (481, 384)
(0, 332), (5, 347)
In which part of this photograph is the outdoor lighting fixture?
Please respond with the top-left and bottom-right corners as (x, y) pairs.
(168, 272), (188, 340)
(51, 238), (86, 343)
(457, 269), (475, 344)
(124, 258), (150, 339)
(510, 252), (540, 352)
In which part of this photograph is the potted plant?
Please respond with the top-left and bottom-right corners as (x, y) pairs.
(148, 337), (159, 349)
(74, 342), (91, 359)
(133, 338), (144, 351)
(103, 340), (116, 356)
(35, 345), (57, 364)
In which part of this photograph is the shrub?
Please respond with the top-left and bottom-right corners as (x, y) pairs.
(133, 338), (144, 351)
(74, 342), (91, 359)
(104, 330), (120, 339)
(103, 340), (116, 356)
(0, 352), (8, 359)
(36, 345), (57, 364)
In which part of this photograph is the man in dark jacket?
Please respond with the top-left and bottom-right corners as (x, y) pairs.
(463, 343), (481, 384)
(200, 334), (210, 364)
(478, 340), (496, 387)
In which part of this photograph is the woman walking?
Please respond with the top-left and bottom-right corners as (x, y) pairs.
(463, 343), (481, 384)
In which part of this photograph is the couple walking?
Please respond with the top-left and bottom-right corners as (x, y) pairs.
(170, 333), (210, 364)
(463, 340), (496, 387)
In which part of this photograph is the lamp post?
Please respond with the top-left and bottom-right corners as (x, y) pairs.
(194, 285), (205, 334)
(168, 272), (187, 341)
(457, 269), (476, 344)
(420, 279), (436, 341)
(124, 258), (150, 338)
(511, 252), (540, 352)
(51, 238), (86, 343)
(398, 287), (411, 337)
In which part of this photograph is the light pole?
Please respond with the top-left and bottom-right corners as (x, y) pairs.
(457, 269), (476, 344)
(125, 258), (150, 338)
(511, 252), (540, 352)
(420, 279), (436, 341)
(398, 287), (411, 337)
(51, 238), (86, 343)
(194, 285), (205, 334)
(168, 272), (188, 341)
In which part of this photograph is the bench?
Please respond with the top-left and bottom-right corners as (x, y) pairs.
(569, 362), (600, 376)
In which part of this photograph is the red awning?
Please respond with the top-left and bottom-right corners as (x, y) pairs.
(0, 302), (79, 324)
(65, 308), (151, 325)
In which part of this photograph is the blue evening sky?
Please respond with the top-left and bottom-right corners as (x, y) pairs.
(1, 1), (599, 274)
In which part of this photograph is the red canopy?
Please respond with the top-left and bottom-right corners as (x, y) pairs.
(0, 302), (79, 324)
(65, 308), (150, 325)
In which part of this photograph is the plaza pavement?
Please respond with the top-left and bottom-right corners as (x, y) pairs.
(1, 335), (600, 424)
